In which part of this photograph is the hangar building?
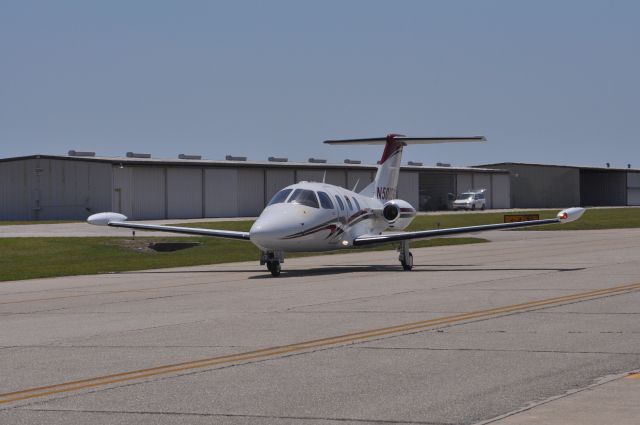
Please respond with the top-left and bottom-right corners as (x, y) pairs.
(478, 162), (640, 208)
(0, 154), (510, 220)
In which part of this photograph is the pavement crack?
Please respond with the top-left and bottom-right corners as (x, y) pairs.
(21, 408), (455, 424)
(350, 347), (640, 355)
(4, 344), (255, 349)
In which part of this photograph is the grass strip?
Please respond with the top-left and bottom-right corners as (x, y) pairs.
(0, 220), (79, 226)
(0, 236), (486, 282)
(2, 207), (637, 282)
(173, 208), (640, 232)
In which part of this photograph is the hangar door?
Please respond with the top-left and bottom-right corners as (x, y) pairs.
(628, 173), (640, 206)
(580, 171), (626, 206)
(237, 169), (264, 216)
(419, 172), (454, 211)
(491, 174), (511, 209)
(204, 168), (238, 217)
(113, 166), (166, 220)
(131, 167), (166, 220)
(167, 168), (203, 219)
(397, 171), (419, 209)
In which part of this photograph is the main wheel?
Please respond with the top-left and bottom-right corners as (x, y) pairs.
(267, 261), (281, 277)
(471, 204), (476, 211)
(481, 204), (485, 211)
(401, 252), (413, 271)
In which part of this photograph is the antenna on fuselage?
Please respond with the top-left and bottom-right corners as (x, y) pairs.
(352, 178), (360, 192)
(322, 170), (326, 183)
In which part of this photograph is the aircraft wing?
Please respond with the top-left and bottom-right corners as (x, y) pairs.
(353, 208), (585, 247)
(87, 212), (251, 240)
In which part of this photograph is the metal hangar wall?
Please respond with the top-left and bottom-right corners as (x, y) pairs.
(479, 162), (640, 208)
(0, 155), (510, 220)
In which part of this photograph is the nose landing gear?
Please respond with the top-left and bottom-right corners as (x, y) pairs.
(260, 250), (284, 277)
(266, 261), (281, 277)
(398, 240), (413, 271)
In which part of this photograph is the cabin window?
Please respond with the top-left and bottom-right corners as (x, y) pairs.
(335, 195), (345, 210)
(287, 189), (319, 208)
(317, 191), (334, 209)
(352, 197), (361, 211)
(267, 189), (293, 206)
(344, 196), (353, 210)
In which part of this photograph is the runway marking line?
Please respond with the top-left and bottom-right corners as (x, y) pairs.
(1, 281), (639, 405)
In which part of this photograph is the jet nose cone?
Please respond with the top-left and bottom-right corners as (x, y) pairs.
(250, 216), (286, 249)
(250, 219), (272, 238)
(250, 205), (306, 249)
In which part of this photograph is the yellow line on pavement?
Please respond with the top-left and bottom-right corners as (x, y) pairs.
(2, 281), (639, 405)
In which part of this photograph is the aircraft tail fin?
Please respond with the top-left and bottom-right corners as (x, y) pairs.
(325, 134), (485, 202)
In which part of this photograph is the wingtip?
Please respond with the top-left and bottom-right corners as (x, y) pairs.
(557, 207), (585, 223)
(87, 212), (128, 226)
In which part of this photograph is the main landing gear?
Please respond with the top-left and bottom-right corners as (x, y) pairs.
(398, 240), (413, 271)
(260, 250), (284, 277)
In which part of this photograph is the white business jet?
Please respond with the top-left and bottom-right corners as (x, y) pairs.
(88, 134), (585, 276)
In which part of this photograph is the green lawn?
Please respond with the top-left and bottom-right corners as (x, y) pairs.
(519, 208), (640, 230)
(0, 220), (79, 226)
(0, 235), (486, 282)
(401, 208), (640, 231)
(180, 208), (638, 233)
(1, 207), (637, 282)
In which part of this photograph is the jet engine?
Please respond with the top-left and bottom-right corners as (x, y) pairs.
(381, 199), (417, 230)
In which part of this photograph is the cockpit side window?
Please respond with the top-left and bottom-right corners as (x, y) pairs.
(287, 189), (319, 208)
(267, 189), (293, 206)
(352, 197), (361, 211)
(334, 195), (345, 210)
(344, 196), (353, 211)
(317, 191), (334, 209)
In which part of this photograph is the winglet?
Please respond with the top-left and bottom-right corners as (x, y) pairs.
(87, 212), (128, 226)
(557, 207), (585, 223)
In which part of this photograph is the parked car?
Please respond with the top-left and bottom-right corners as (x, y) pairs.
(453, 189), (486, 211)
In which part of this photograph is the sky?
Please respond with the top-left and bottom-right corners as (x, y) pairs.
(1, 0), (638, 167)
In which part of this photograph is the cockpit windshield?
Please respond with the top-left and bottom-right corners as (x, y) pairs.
(267, 189), (293, 206)
(287, 189), (319, 208)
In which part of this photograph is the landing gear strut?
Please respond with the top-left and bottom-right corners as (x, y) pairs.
(260, 250), (284, 277)
(398, 240), (413, 271)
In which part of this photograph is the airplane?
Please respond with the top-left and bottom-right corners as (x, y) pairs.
(88, 134), (585, 276)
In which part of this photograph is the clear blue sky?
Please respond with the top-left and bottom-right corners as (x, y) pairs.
(1, 1), (638, 167)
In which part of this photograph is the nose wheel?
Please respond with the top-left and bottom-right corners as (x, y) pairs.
(398, 241), (413, 271)
(260, 250), (284, 277)
(266, 261), (281, 277)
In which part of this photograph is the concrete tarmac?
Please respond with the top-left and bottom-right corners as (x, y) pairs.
(0, 229), (639, 424)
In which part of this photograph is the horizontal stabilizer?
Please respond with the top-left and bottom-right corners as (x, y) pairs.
(324, 136), (485, 145)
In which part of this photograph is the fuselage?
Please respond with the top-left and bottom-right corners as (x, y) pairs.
(249, 181), (407, 252)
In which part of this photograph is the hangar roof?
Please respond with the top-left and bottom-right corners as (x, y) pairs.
(0, 154), (508, 173)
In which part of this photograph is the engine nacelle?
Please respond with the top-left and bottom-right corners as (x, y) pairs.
(381, 199), (416, 230)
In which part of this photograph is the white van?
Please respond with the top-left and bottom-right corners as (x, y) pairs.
(453, 189), (486, 211)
